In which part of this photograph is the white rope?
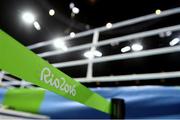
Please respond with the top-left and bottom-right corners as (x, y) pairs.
(2, 69), (180, 84)
(53, 45), (180, 68)
(2, 75), (31, 86)
(3, 71), (180, 84)
(3, 75), (19, 82)
(76, 71), (180, 82)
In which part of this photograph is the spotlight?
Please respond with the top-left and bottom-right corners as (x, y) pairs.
(165, 31), (172, 37)
(159, 31), (172, 38)
(70, 32), (76, 38)
(22, 12), (35, 24)
(84, 50), (102, 59)
(131, 43), (143, 51)
(72, 7), (79, 14)
(84, 51), (94, 59)
(69, 2), (75, 9)
(49, 9), (55, 16)
(169, 38), (180, 46)
(53, 38), (68, 51)
(121, 46), (131, 53)
(94, 50), (102, 57)
(106, 23), (112, 29)
(33, 21), (41, 30)
(155, 9), (161, 15)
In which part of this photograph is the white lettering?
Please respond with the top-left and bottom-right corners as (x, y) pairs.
(40, 67), (76, 96)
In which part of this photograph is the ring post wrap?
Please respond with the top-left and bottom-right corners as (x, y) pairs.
(0, 29), (111, 114)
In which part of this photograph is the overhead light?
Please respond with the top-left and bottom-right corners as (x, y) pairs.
(155, 9), (161, 15)
(53, 38), (68, 51)
(22, 12), (35, 24)
(72, 7), (79, 14)
(49, 9), (55, 16)
(131, 43), (143, 51)
(121, 46), (131, 53)
(84, 50), (102, 59)
(33, 21), (41, 30)
(165, 31), (172, 37)
(84, 51), (94, 59)
(69, 2), (75, 9)
(110, 42), (119, 46)
(94, 50), (102, 57)
(169, 38), (180, 46)
(106, 23), (112, 29)
(159, 31), (172, 38)
(70, 32), (76, 38)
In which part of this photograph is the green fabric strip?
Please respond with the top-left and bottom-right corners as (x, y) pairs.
(0, 30), (111, 114)
(3, 88), (45, 113)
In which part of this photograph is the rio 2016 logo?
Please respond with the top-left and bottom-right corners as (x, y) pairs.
(40, 67), (76, 96)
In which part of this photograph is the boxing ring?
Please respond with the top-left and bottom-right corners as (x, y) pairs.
(0, 7), (180, 119)
(0, 86), (179, 119)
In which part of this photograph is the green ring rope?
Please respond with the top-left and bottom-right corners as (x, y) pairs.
(0, 29), (111, 114)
